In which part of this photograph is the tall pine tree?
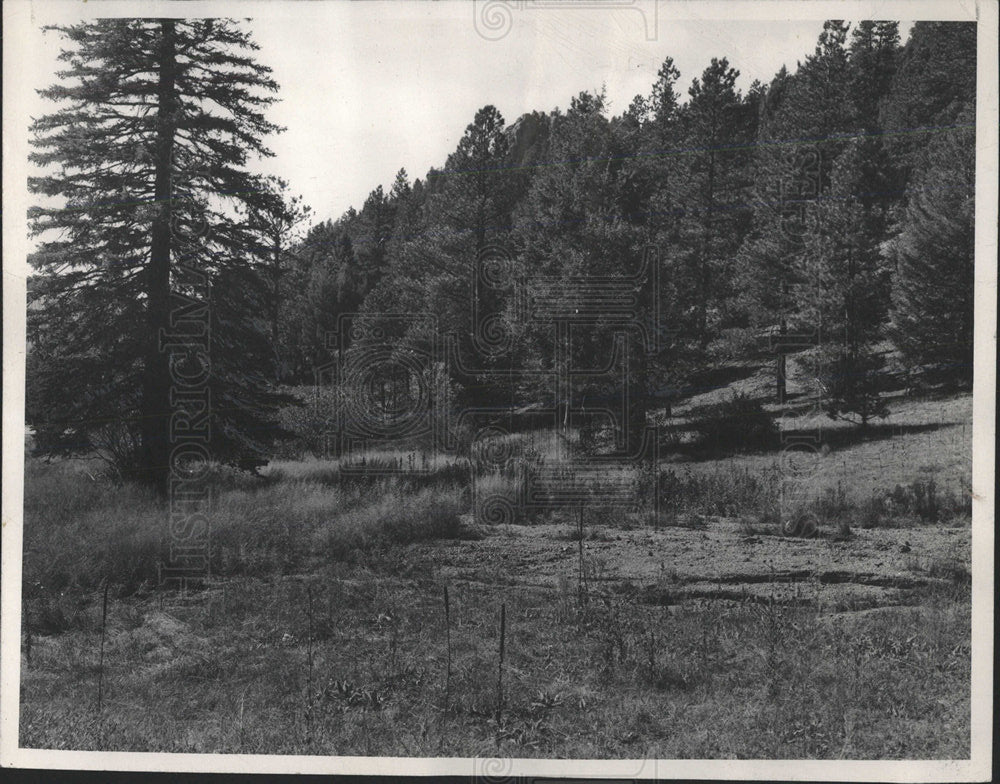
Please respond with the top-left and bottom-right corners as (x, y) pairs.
(795, 141), (892, 426)
(887, 107), (976, 385)
(250, 175), (312, 381)
(28, 19), (289, 490)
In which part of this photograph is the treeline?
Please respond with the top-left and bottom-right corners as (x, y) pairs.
(274, 21), (976, 426)
(25, 20), (976, 485)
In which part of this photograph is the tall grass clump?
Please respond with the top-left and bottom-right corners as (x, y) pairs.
(317, 484), (465, 558)
(208, 480), (367, 574)
(657, 463), (781, 519)
(23, 461), (163, 593)
(265, 452), (470, 491)
(24, 458), (469, 593)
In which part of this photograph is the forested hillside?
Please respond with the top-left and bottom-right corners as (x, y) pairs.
(273, 20), (975, 415)
(26, 20), (977, 480)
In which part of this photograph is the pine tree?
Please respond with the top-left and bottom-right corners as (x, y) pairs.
(379, 106), (515, 408)
(511, 90), (654, 449)
(887, 107), (975, 385)
(355, 184), (393, 293)
(650, 57), (682, 134)
(433, 104), (512, 253)
(251, 175), (312, 381)
(734, 66), (802, 402)
(675, 57), (754, 348)
(27, 19), (288, 490)
(736, 22), (855, 402)
(795, 141), (892, 426)
(279, 218), (365, 376)
(848, 21), (900, 129)
(879, 22), (977, 182)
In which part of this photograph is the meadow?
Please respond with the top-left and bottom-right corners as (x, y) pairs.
(18, 389), (973, 758)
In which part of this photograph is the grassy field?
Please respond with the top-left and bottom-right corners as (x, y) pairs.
(18, 390), (973, 758)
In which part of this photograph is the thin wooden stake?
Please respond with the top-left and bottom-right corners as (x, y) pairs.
(443, 584), (452, 712)
(306, 583), (314, 743)
(578, 506), (586, 604)
(97, 580), (110, 714)
(495, 603), (506, 733)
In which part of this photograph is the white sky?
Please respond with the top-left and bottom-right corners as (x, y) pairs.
(23, 3), (915, 223)
(249, 9), (835, 220)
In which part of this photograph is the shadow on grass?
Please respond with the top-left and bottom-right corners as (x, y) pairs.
(784, 421), (961, 451)
(679, 363), (760, 398)
(661, 419), (962, 462)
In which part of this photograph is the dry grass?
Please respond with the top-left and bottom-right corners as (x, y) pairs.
(21, 460), (466, 596)
(19, 554), (970, 758)
(18, 390), (973, 758)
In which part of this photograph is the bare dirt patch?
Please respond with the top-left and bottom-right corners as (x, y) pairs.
(421, 518), (970, 612)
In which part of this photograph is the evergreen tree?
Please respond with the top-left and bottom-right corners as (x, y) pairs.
(734, 69), (798, 401)
(887, 107), (976, 385)
(251, 175), (312, 381)
(27, 19), (288, 489)
(675, 58), (755, 348)
(435, 104), (512, 252)
(379, 106), (515, 408)
(736, 22), (855, 402)
(795, 141), (892, 426)
(355, 184), (393, 293)
(879, 22), (977, 182)
(650, 57), (682, 134)
(511, 90), (655, 449)
(280, 220), (365, 378)
(848, 21), (900, 129)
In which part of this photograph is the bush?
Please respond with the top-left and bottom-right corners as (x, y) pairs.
(885, 480), (970, 523)
(777, 478), (972, 537)
(690, 393), (779, 453)
(809, 345), (889, 427)
(273, 384), (340, 459)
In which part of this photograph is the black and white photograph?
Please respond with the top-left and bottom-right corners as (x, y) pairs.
(1, 0), (995, 778)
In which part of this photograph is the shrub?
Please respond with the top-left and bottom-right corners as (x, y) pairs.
(690, 393), (779, 453)
(776, 478), (972, 537)
(809, 344), (890, 427)
(885, 480), (970, 523)
(273, 384), (340, 459)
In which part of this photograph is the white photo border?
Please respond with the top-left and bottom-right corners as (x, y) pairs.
(2, 0), (995, 779)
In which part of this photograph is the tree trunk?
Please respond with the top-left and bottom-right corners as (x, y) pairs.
(698, 149), (717, 348)
(139, 20), (177, 494)
(775, 316), (787, 404)
(627, 337), (648, 455)
(271, 231), (281, 381)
